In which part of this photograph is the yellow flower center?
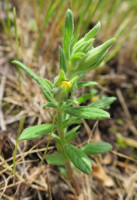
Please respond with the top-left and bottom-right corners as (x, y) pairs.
(58, 81), (71, 92)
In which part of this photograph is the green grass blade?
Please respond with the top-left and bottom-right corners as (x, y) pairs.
(74, 0), (92, 35)
(13, 115), (25, 174)
(107, 23), (137, 62)
(33, 1), (57, 56)
(6, 0), (11, 27)
(105, 0), (120, 25)
(13, 7), (21, 90)
(13, 7), (20, 60)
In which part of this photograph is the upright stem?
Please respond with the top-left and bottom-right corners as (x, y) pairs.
(57, 109), (65, 142)
(57, 108), (81, 195)
(65, 160), (81, 195)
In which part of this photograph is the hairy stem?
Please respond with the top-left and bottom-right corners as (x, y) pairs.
(65, 159), (81, 195)
(57, 108), (80, 195)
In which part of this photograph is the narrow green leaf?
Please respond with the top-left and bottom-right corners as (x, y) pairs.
(81, 142), (112, 155)
(78, 81), (98, 88)
(46, 153), (65, 165)
(74, 21), (100, 49)
(42, 88), (55, 103)
(46, 108), (55, 121)
(69, 53), (85, 68)
(39, 78), (53, 89)
(70, 52), (85, 62)
(65, 144), (92, 175)
(73, 40), (93, 54)
(88, 97), (117, 109)
(60, 116), (82, 129)
(59, 46), (67, 74)
(69, 75), (79, 97)
(70, 34), (79, 54)
(90, 51), (108, 70)
(19, 124), (57, 140)
(42, 102), (57, 108)
(51, 133), (62, 145)
(84, 21), (101, 41)
(64, 106), (110, 120)
(65, 132), (79, 144)
(63, 9), (74, 60)
(75, 72), (86, 82)
(11, 60), (45, 90)
(66, 125), (80, 136)
(54, 70), (66, 87)
(64, 9), (74, 40)
(77, 93), (92, 103)
(12, 60), (54, 102)
(89, 50), (108, 70)
(65, 125), (80, 143)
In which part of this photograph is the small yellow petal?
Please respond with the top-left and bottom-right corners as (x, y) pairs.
(58, 81), (71, 92)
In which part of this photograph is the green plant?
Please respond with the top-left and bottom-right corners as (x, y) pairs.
(12, 9), (116, 194)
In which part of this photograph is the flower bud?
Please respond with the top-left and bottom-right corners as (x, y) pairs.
(76, 37), (116, 72)
(52, 85), (69, 102)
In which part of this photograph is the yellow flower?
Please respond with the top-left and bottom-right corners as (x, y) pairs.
(58, 81), (71, 92)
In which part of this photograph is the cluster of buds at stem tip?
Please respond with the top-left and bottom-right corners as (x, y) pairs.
(62, 9), (116, 79)
(70, 37), (116, 73)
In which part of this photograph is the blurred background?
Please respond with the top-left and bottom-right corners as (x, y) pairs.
(0, 0), (137, 199)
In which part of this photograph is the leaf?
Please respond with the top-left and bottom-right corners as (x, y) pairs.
(65, 125), (80, 136)
(39, 78), (53, 89)
(46, 108), (55, 121)
(69, 75), (79, 96)
(84, 21), (101, 41)
(42, 102), (57, 108)
(70, 34), (79, 54)
(64, 106), (110, 120)
(69, 53), (85, 68)
(65, 132), (79, 144)
(63, 9), (74, 60)
(73, 40), (93, 54)
(19, 124), (57, 140)
(12, 60), (54, 102)
(81, 142), (112, 155)
(59, 46), (67, 74)
(65, 125), (80, 143)
(76, 72), (86, 82)
(42, 88), (55, 103)
(65, 144), (92, 175)
(54, 69), (66, 87)
(89, 50), (108, 71)
(60, 116), (82, 129)
(46, 153), (65, 165)
(88, 97), (117, 109)
(51, 133), (62, 145)
(78, 81), (98, 88)
(77, 93), (92, 103)
(70, 52), (85, 62)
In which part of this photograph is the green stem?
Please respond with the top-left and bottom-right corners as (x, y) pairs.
(57, 109), (65, 142)
(13, 115), (25, 174)
(65, 160), (81, 195)
(40, 113), (57, 166)
(57, 108), (80, 195)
